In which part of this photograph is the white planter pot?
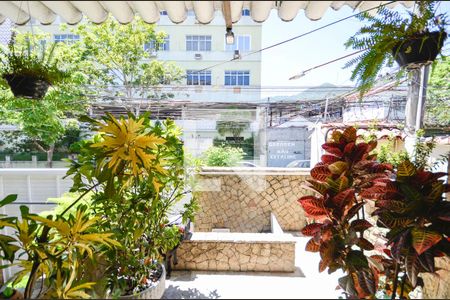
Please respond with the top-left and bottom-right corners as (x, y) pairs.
(120, 264), (166, 299)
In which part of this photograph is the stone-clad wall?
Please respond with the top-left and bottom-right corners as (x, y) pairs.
(422, 256), (450, 299)
(193, 167), (310, 233)
(174, 232), (296, 272)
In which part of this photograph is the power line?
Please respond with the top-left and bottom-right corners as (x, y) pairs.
(189, 0), (397, 75)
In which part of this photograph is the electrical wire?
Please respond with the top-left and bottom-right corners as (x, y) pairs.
(187, 0), (397, 76)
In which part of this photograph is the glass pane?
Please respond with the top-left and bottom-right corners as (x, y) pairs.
(244, 75), (249, 85)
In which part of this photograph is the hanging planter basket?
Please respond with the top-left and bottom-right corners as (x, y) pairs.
(3, 74), (50, 99)
(392, 30), (447, 68)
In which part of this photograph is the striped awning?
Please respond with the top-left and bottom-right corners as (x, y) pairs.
(0, 1), (415, 26)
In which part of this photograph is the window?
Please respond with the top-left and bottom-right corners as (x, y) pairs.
(54, 34), (80, 44)
(225, 35), (250, 52)
(144, 36), (170, 52)
(242, 9), (250, 16)
(186, 35), (212, 51)
(160, 11), (168, 15)
(187, 70), (212, 85)
(224, 71), (250, 86)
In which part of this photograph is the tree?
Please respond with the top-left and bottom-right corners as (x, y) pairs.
(427, 57), (450, 126)
(0, 29), (89, 167)
(0, 18), (184, 166)
(67, 16), (184, 110)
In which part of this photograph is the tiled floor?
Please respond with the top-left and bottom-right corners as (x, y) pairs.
(162, 233), (344, 299)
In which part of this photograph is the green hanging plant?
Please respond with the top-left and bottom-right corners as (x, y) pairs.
(0, 31), (68, 99)
(345, 1), (448, 98)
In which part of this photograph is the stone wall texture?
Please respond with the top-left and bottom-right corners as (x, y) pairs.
(174, 233), (296, 272)
(193, 168), (310, 233)
(422, 256), (450, 299)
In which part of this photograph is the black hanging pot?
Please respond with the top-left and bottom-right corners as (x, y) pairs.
(3, 74), (50, 99)
(392, 30), (447, 68)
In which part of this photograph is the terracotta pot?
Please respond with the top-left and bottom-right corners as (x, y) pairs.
(392, 31), (447, 68)
(3, 74), (50, 99)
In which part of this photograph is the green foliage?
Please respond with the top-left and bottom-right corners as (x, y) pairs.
(345, 1), (448, 97)
(216, 121), (250, 138)
(369, 159), (450, 292)
(0, 194), (118, 299)
(213, 136), (254, 160)
(427, 56), (450, 126)
(201, 146), (245, 167)
(67, 16), (183, 99)
(0, 30), (68, 85)
(0, 29), (89, 163)
(410, 129), (436, 170)
(299, 127), (393, 298)
(376, 139), (410, 169)
(66, 113), (196, 297)
(39, 192), (93, 218)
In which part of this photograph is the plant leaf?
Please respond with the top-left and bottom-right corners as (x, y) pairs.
(298, 196), (328, 217)
(357, 237), (375, 251)
(331, 188), (355, 207)
(301, 223), (323, 236)
(346, 250), (369, 269)
(346, 202), (365, 221)
(338, 275), (358, 297)
(0, 194), (17, 207)
(411, 228), (442, 255)
(305, 238), (320, 252)
(356, 270), (376, 296)
(350, 219), (372, 232)
(397, 160), (416, 178)
(406, 249), (420, 287)
(311, 165), (332, 182)
(328, 161), (349, 175)
(342, 127), (357, 142)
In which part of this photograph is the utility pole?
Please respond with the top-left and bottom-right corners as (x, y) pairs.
(323, 97), (329, 122)
(404, 65), (430, 156)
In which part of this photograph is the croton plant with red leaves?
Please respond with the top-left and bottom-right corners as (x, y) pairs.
(298, 127), (393, 298)
(366, 158), (450, 295)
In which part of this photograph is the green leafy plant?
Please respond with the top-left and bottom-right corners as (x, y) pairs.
(0, 31), (68, 86)
(298, 127), (393, 298)
(202, 145), (245, 167)
(0, 194), (118, 299)
(345, 1), (448, 97)
(66, 113), (197, 297)
(366, 159), (450, 299)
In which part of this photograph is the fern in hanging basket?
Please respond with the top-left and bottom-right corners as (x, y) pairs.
(345, 1), (448, 97)
(0, 34), (68, 99)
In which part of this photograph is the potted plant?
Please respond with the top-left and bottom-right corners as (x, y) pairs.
(364, 158), (450, 299)
(66, 113), (197, 298)
(0, 32), (68, 99)
(345, 1), (448, 97)
(0, 194), (118, 299)
(297, 127), (393, 298)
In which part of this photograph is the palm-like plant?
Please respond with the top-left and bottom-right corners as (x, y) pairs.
(345, 1), (448, 97)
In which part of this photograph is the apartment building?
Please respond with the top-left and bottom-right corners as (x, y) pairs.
(16, 9), (262, 103)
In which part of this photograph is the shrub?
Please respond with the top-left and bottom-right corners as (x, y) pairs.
(202, 146), (245, 167)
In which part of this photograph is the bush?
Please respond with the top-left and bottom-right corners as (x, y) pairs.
(213, 136), (254, 160)
(202, 146), (245, 167)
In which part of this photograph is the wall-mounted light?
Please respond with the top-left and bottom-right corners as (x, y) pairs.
(225, 27), (235, 45)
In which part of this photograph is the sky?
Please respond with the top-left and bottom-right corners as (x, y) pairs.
(259, 1), (450, 95)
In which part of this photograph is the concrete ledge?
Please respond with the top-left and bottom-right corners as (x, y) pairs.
(199, 167), (310, 176)
(185, 232), (296, 243)
(174, 232), (296, 273)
